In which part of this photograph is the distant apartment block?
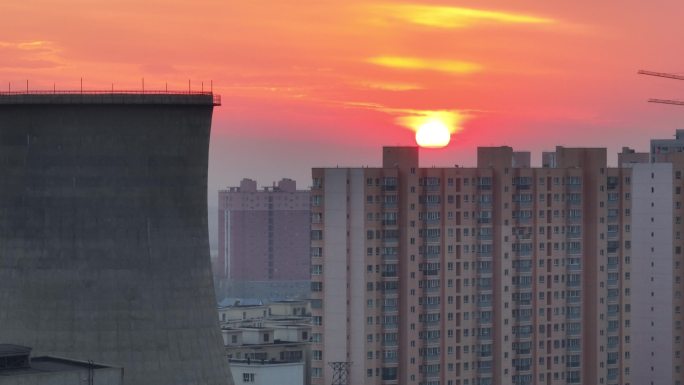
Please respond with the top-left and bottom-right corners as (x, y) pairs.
(217, 179), (310, 298)
(311, 146), (632, 385)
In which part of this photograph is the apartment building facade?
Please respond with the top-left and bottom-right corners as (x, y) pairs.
(216, 178), (310, 298)
(310, 146), (632, 385)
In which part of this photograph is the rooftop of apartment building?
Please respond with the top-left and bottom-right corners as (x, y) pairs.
(220, 178), (303, 193)
(314, 145), (615, 172)
(218, 297), (264, 307)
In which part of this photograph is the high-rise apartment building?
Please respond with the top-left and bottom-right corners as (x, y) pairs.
(622, 130), (684, 385)
(311, 146), (632, 385)
(217, 178), (310, 298)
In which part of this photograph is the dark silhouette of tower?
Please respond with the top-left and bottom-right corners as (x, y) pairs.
(0, 93), (232, 385)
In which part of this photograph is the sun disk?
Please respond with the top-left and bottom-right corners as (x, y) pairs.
(415, 119), (451, 148)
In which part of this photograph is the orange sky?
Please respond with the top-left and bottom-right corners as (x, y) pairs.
(1, 0), (684, 190)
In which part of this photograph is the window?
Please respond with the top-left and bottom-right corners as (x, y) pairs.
(242, 373), (255, 382)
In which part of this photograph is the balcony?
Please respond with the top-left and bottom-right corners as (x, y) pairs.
(514, 200), (532, 208)
(383, 238), (399, 246)
(383, 323), (398, 331)
(567, 263), (582, 271)
(566, 344), (581, 352)
(607, 258), (619, 270)
(514, 217), (532, 225)
(514, 266), (532, 274)
(514, 333), (532, 341)
(566, 312), (581, 321)
(477, 366), (493, 374)
(421, 303), (441, 310)
(421, 354), (441, 362)
(423, 371), (440, 379)
(423, 252), (440, 260)
(567, 296), (581, 304)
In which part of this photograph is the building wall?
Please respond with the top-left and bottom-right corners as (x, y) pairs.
(630, 162), (674, 385)
(319, 168), (352, 382)
(647, 132), (684, 385)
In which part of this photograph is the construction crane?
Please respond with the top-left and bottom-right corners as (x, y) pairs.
(638, 69), (684, 106)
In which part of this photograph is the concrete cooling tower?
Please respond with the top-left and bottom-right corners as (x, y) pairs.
(0, 93), (233, 385)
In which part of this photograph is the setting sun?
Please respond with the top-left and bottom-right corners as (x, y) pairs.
(415, 119), (451, 148)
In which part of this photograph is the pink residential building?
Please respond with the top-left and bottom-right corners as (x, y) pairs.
(217, 178), (310, 298)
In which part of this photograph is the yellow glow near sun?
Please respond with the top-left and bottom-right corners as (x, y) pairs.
(368, 4), (554, 29)
(367, 56), (481, 75)
(394, 110), (466, 149)
(415, 119), (451, 148)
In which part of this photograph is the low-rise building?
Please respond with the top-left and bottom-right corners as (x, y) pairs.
(230, 359), (304, 385)
(218, 300), (311, 385)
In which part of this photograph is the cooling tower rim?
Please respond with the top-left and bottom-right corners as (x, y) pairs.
(0, 92), (221, 106)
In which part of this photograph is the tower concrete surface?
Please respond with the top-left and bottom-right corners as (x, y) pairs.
(0, 93), (233, 385)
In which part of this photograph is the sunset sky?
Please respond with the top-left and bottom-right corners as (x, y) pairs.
(1, 0), (684, 193)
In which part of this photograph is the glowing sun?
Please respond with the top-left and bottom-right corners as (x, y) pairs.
(415, 119), (451, 148)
